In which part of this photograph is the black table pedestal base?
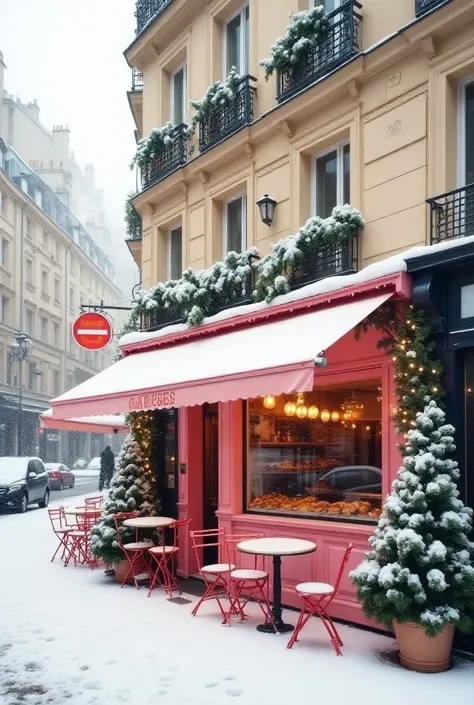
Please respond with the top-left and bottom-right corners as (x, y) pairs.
(257, 621), (294, 634)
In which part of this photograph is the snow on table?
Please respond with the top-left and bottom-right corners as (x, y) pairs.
(0, 491), (472, 705)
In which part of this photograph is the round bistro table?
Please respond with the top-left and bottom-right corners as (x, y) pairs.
(238, 537), (316, 634)
(65, 507), (104, 516)
(122, 517), (175, 529)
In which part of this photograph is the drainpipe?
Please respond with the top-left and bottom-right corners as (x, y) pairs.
(60, 243), (72, 463)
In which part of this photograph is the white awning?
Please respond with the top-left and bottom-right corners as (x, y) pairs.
(40, 409), (128, 434)
(50, 292), (391, 419)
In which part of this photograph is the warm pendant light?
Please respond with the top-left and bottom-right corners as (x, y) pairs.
(284, 401), (296, 417)
(296, 405), (308, 419)
(320, 409), (330, 423)
(308, 405), (319, 419)
(263, 395), (276, 410)
(330, 410), (340, 422)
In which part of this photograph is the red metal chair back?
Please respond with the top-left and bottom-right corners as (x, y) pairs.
(113, 511), (140, 549)
(48, 507), (66, 534)
(85, 495), (104, 508)
(190, 528), (226, 569)
(326, 543), (353, 607)
(77, 510), (102, 531)
(168, 518), (192, 552)
(225, 533), (265, 571)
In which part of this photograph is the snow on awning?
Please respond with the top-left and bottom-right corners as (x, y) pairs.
(50, 292), (391, 419)
(40, 409), (128, 434)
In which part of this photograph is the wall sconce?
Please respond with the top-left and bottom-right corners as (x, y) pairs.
(256, 194), (277, 226)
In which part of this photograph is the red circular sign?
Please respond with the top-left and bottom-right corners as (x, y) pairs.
(72, 312), (113, 351)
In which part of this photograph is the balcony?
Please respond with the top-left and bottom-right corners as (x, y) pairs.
(141, 304), (183, 332)
(131, 68), (143, 91)
(415, 0), (448, 17)
(284, 239), (358, 290)
(277, 1), (363, 104)
(427, 183), (474, 244)
(135, 0), (175, 35)
(198, 75), (257, 154)
(141, 123), (188, 189)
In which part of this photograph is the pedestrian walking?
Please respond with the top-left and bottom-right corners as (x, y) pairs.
(98, 445), (115, 490)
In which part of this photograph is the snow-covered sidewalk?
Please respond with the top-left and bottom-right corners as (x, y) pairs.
(0, 493), (472, 705)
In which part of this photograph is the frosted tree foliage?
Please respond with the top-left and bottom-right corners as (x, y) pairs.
(90, 435), (155, 565)
(351, 401), (474, 636)
(190, 68), (242, 132)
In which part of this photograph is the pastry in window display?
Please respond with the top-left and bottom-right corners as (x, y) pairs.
(248, 492), (382, 518)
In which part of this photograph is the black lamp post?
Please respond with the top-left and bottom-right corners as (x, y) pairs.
(256, 194), (277, 226)
(8, 330), (32, 456)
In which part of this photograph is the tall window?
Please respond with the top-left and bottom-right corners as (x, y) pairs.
(460, 80), (474, 186)
(310, 0), (341, 11)
(53, 369), (60, 396)
(69, 287), (75, 311)
(54, 278), (60, 302)
(168, 226), (183, 280)
(26, 309), (35, 337)
(0, 294), (9, 324)
(1, 237), (9, 268)
(224, 4), (249, 76)
(41, 269), (49, 296)
(40, 316), (49, 343)
(26, 218), (34, 241)
(171, 64), (187, 124)
(28, 362), (38, 391)
(224, 196), (246, 254)
(26, 257), (34, 286)
(53, 322), (60, 347)
(313, 142), (350, 218)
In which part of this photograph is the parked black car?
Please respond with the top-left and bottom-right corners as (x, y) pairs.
(0, 457), (50, 513)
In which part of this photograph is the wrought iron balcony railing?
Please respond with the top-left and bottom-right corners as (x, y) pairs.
(132, 68), (143, 91)
(285, 238), (358, 290)
(141, 305), (184, 332)
(206, 255), (260, 317)
(427, 183), (474, 244)
(277, 1), (363, 103)
(141, 123), (188, 190)
(198, 75), (257, 154)
(415, 0), (448, 17)
(135, 0), (175, 35)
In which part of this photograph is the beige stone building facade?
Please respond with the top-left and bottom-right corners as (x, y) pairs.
(124, 0), (474, 291)
(0, 144), (122, 460)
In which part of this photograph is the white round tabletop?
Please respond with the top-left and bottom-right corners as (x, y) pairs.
(237, 537), (316, 557)
(123, 516), (175, 529)
(65, 507), (104, 516)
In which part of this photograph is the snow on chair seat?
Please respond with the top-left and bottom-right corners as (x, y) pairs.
(296, 582), (335, 595)
(123, 541), (154, 550)
(230, 569), (268, 580)
(202, 563), (235, 574)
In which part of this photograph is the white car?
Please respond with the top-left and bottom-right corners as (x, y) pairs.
(87, 457), (101, 471)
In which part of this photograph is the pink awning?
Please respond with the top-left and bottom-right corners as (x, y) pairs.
(40, 409), (128, 434)
(50, 292), (391, 419)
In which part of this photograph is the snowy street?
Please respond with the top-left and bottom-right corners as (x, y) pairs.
(0, 492), (473, 705)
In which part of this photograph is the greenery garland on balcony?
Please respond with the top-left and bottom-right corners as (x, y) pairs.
(130, 122), (192, 170)
(259, 5), (331, 80)
(189, 68), (242, 132)
(254, 205), (365, 303)
(124, 192), (142, 240)
(136, 247), (259, 327)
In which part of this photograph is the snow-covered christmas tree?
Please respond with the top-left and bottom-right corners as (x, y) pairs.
(351, 400), (474, 636)
(90, 433), (155, 565)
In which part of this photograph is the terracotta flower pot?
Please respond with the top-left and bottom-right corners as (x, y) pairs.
(393, 621), (455, 673)
(113, 559), (131, 585)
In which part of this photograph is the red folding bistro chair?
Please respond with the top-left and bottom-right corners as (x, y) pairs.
(287, 543), (353, 656)
(84, 496), (104, 509)
(113, 512), (153, 589)
(48, 507), (73, 564)
(148, 518), (191, 598)
(190, 528), (234, 618)
(223, 533), (276, 630)
(65, 510), (103, 568)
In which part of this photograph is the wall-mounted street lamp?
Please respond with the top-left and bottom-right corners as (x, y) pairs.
(256, 194), (277, 226)
(8, 330), (32, 456)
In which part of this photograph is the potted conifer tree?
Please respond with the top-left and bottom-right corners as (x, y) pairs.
(90, 434), (155, 583)
(351, 400), (474, 672)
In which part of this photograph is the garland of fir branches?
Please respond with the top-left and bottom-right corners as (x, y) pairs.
(355, 301), (444, 447)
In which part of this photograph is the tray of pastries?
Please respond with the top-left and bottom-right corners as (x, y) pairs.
(249, 492), (382, 518)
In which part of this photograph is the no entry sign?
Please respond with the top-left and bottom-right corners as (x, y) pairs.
(72, 312), (113, 351)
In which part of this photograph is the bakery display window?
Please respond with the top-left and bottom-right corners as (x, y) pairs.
(245, 380), (383, 522)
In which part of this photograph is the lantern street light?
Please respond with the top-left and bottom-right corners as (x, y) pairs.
(256, 194), (277, 226)
(8, 330), (32, 456)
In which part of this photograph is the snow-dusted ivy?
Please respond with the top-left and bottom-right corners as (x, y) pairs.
(260, 5), (331, 80)
(189, 68), (242, 132)
(130, 122), (192, 170)
(124, 192), (141, 240)
(254, 205), (365, 303)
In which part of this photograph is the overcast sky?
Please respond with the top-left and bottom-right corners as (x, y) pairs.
(0, 0), (137, 229)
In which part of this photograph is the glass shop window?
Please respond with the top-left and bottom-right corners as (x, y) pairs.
(245, 379), (383, 522)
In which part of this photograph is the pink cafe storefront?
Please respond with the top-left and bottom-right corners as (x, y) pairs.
(50, 269), (411, 628)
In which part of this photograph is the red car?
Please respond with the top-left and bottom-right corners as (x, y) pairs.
(45, 463), (75, 491)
